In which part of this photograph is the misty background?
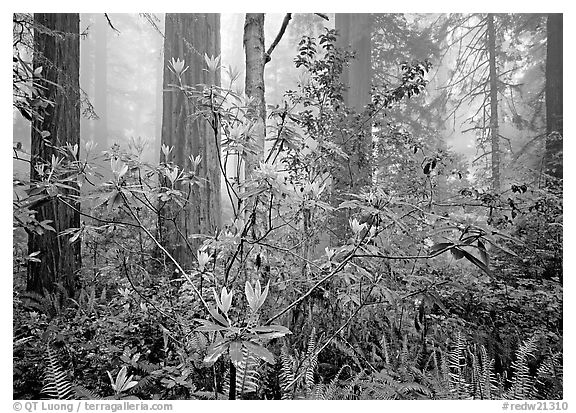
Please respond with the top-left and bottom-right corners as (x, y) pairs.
(13, 13), (547, 194)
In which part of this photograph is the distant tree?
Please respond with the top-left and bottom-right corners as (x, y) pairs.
(159, 13), (221, 265)
(337, 13), (372, 111)
(371, 14), (460, 203)
(332, 13), (373, 243)
(27, 13), (81, 297)
(487, 13), (501, 192)
(436, 13), (542, 192)
(100, 13), (163, 157)
(154, 31), (163, 154)
(80, 13), (95, 143)
(94, 13), (108, 152)
(544, 13), (562, 182)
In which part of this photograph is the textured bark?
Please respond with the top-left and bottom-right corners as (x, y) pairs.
(28, 13), (81, 297)
(243, 13), (266, 171)
(160, 13), (221, 266)
(332, 13), (372, 244)
(487, 14), (501, 192)
(545, 13), (563, 181)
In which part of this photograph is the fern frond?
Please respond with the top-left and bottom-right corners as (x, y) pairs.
(359, 372), (396, 400)
(303, 328), (318, 389)
(505, 336), (538, 400)
(323, 364), (350, 400)
(278, 329), (324, 399)
(535, 352), (563, 399)
(20, 291), (54, 316)
(187, 331), (208, 354)
(42, 347), (75, 400)
(312, 383), (326, 399)
(279, 344), (296, 399)
(74, 385), (101, 400)
(129, 374), (158, 395)
(222, 350), (261, 399)
(470, 348), (481, 399)
(344, 370), (364, 400)
(135, 360), (158, 375)
(191, 390), (225, 400)
(400, 335), (408, 365)
(478, 344), (499, 399)
(397, 382), (434, 399)
(380, 332), (390, 365)
(447, 331), (469, 398)
(236, 350), (260, 397)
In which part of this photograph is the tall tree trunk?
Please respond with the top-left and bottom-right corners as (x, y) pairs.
(545, 13), (563, 181)
(332, 13), (372, 244)
(154, 46), (163, 162)
(243, 13), (266, 172)
(80, 13), (94, 143)
(487, 13), (501, 192)
(94, 13), (108, 151)
(337, 13), (372, 111)
(28, 13), (81, 297)
(160, 13), (221, 266)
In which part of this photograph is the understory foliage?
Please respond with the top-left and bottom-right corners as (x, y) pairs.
(13, 25), (562, 400)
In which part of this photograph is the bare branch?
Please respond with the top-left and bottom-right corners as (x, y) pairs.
(472, 151), (492, 164)
(139, 13), (163, 37)
(265, 13), (292, 64)
(104, 13), (120, 33)
(265, 242), (361, 325)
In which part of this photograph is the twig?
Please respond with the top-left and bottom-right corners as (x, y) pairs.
(57, 196), (141, 229)
(265, 225), (375, 325)
(265, 249), (355, 325)
(285, 304), (364, 390)
(120, 255), (176, 322)
(120, 192), (212, 315)
(104, 13), (120, 33)
(353, 243), (456, 261)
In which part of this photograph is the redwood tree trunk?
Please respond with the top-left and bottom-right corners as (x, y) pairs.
(160, 13), (221, 266)
(487, 13), (501, 192)
(28, 13), (81, 297)
(545, 13), (563, 181)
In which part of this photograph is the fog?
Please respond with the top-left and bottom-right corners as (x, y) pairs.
(13, 13), (549, 195)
